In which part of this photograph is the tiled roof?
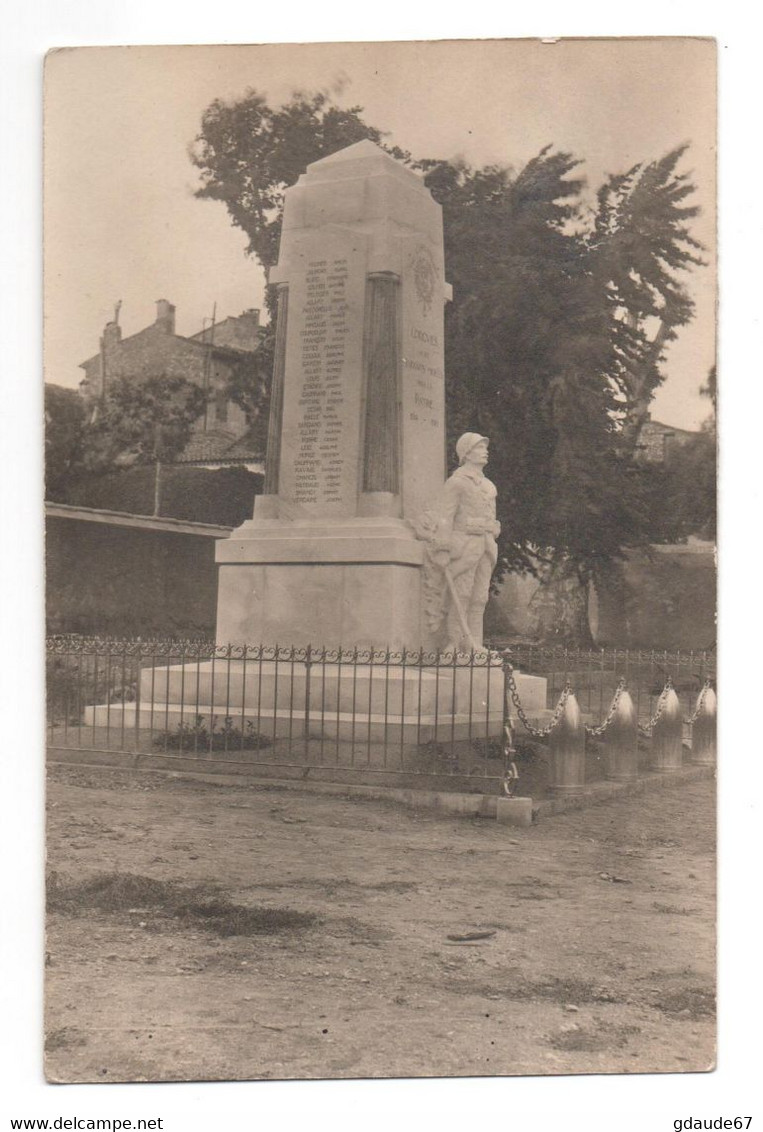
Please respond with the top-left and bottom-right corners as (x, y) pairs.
(176, 427), (264, 464)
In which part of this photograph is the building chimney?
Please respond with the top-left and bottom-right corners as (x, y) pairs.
(155, 299), (176, 334)
(234, 308), (261, 348)
(101, 320), (122, 349)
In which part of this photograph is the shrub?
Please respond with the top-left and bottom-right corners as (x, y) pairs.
(152, 714), (271, 752)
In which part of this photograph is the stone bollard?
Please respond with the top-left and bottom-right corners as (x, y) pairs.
(549, 692), (586, 795)
(690, 687), (717, 766)
(650, 687), (683, 772)
(605, 689), (639, 781)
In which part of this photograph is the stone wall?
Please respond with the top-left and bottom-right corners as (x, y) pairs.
(589, 542), (716, 650)
(46, 507), (230, 638)
(490, 541), (716, 649)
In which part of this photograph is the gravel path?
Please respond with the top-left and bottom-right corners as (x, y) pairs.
(45, 762), (715, 1081)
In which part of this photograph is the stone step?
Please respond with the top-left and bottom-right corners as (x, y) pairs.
(139, 659), (527, 718)
(83, 701), (507, 744)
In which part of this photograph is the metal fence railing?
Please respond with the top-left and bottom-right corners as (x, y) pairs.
(46, 637), (716, 797)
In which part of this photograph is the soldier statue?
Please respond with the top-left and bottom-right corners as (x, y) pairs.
(412, 432), (501, 652)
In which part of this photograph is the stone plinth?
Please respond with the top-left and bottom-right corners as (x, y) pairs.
(216, 517), (424, 650)
(86, 657), (508, 744)
(215, 140), (451, 652)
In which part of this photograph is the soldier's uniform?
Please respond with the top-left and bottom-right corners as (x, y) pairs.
(433, 462), (500, 649)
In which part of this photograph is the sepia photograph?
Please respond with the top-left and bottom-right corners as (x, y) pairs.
(40, 37), (718, 1086)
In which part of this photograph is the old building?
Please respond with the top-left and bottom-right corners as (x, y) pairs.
(636, 414), (698, 464)
(79, 300), (266, 470)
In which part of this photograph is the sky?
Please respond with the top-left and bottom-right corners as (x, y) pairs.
(44, 38), (716, 429)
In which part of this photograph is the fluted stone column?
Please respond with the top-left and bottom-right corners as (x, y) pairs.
(263, 284), (289, 496)
(362, 272), (401, 498)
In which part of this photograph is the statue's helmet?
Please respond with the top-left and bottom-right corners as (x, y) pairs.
(456, 432), (489, 463)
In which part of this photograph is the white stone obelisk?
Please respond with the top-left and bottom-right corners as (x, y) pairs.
(215, 140), (452, 651)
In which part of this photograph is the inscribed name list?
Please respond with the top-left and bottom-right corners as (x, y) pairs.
(279, 232), (367, 516)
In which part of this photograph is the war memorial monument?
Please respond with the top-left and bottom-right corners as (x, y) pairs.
(91, 140), (546, 744)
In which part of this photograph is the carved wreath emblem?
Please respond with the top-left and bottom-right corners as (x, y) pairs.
(410, 244), (437, 316)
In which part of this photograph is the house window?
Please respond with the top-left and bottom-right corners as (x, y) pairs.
(214, 389), (228, 424)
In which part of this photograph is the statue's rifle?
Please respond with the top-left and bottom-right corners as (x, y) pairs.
(442, 564), (481, 652)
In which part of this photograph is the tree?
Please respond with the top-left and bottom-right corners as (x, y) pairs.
(83, 375), (208, 516)
(643, 368), (717, 544)
(421, 150), (664, 638)
(587, 147), (706, 448)
(190, 88), (410, 272)
(190, 89), (412, 425)
(45, 384), (86, 499)
(700, 363), (717, 420)
(190, 89), (706, 638)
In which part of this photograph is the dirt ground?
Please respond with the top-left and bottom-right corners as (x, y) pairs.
(44, 762), (716, 1082)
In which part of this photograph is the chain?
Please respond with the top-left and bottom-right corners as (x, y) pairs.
(638, 675), (674, 738)
(502, 653), (572, 739)
(684, 678), (713, 725)
(585, 679), (627, 737)
(501, 712), (519, 796)
(500, 652), (699, 746)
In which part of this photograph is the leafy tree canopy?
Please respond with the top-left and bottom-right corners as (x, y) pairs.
(190, 88), (410, 272)
(83, 375), (208, 473)
(190, 88), (706, 614)
(45, 384), (86, 500)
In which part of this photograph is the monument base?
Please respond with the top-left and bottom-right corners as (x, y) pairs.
(215, 513), (429, 651)
(84, 659), (548, 746)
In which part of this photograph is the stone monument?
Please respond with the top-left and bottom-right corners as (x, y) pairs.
(86, 142), (547, 745)
(216, 139), (451, 652)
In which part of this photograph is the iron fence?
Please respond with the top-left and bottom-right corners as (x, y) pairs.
(46, 636), (715, 796)
(47, 637), (514, 789)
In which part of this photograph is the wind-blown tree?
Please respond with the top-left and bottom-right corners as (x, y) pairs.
(45, 383), (86, 500)
(190, 89), (705, 638)
(191, 88), (410, 270)
(587, 147), (706, 448)
(83, 375), (208, 516)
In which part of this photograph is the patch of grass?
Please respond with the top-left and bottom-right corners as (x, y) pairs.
(549, 1021), (640, 1052)
(172, 897), (315, 938)
(362, 880), (418, 893)
(44, 1027), (87, 1053)
(652, 987), (715, 1019)
(416, 740), (460, 774)
(652, 902), (697, 916)
(46, 871), (185, 914)
(442, 973), (624, 1005)
(46, 871), (316, 938)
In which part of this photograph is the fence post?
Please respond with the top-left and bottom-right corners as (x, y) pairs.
(690, 687), (717, 766)
(605, 689), (638, 781)
(651, 687), (683, 771)
(549, 692), (585, 795)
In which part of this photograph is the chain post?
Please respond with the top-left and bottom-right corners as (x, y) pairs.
(684, 678), (712, 725)
(650, 685), (683, 771)
(604, 687), (639, 781)
(549, 690), (586, 795)
(689, 684), (716, 766)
